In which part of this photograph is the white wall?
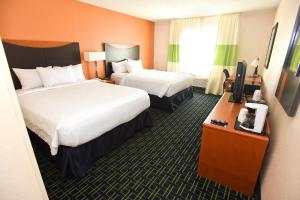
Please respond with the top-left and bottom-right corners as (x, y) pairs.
(0, 39), (48, 200)
(154, 20), (170, 71)
(239, 10), (276, 76)
(261, 0), (300, 199)
(153, 10), (276, 75)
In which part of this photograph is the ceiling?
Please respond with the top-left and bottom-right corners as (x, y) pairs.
(79, 0), (280, 21)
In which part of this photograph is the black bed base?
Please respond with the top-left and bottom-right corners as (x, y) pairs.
(149, 86), (193, 112)
(29, 109), (153, 177)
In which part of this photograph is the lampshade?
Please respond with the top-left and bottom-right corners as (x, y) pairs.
(250, 57), (259, 67)
(84, 52), (106, 62)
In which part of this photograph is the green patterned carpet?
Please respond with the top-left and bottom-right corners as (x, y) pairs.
(33, 92), (259, 200)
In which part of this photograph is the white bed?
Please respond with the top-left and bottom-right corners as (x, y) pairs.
(111, 70), (193, 98)
(17, 80), (150, 155)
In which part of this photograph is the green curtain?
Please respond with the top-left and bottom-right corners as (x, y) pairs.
(214, 45), (238, 66)
(290, 45), (300, 72)
(168, 44), (180, 63)
(167, 20), (182, 72)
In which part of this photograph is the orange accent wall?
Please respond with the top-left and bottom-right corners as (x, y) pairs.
(0, 0), (154, 78)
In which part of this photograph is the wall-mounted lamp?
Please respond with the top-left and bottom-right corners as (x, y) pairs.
(84, 51), (106, 78)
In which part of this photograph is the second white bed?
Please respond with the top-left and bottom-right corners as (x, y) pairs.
(111, 70), (193, 98)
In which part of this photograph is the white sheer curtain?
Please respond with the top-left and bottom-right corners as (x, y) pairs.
(178, 17), (219, 79)
(205, 14), (240, 95)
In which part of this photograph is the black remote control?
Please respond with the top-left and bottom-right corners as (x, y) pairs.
(210, 119), (228, 127)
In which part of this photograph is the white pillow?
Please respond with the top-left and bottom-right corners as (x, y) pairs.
(112, 60), (128, 73)
(37, 66), (76, 87)
(71, 64), (86, 81)
(54, 64), (85, 81)
(126, 59), (143, 73)
(12, 68), (43, 89)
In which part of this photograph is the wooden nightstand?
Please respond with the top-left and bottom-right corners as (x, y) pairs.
(96, 78), (115, 84)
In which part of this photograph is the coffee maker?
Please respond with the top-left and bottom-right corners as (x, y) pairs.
(240, 103), (268, 134)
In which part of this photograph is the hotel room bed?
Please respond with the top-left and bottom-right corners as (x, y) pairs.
(111, 70), (193, 98)
(3, 41), (153, 177)
(105, 43), (194, 112)
(17, 80), (150, 156)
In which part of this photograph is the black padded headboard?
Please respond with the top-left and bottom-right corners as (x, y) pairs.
(3, 41), (81, 89)
(104, 43), (140, 77)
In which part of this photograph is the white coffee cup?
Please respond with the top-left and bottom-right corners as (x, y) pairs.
(252, 90), (262, 101)
(238, 108), (248, 123)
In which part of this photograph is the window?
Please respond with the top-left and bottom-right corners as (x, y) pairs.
(179, 18), (218, 79)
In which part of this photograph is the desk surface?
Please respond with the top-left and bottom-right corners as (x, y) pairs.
(228, 74), (262, 86)
(203, 92), (270, 140)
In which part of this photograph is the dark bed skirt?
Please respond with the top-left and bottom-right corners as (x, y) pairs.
(28, 109), (153, 177)
(149, 86), (193, 112)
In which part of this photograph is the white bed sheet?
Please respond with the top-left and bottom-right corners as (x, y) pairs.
(111, 70), (193, 98)
(17, 80), (150, 155)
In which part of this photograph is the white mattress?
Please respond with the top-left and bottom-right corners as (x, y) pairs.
(111, 72), (128, 85)
(111, 70), (193, 97)
(17, 80), (150, 155)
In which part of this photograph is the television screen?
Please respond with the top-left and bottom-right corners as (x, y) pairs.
(232, 61), (247, 103)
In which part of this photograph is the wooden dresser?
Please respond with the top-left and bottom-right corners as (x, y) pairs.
(198, 92), (270, 196)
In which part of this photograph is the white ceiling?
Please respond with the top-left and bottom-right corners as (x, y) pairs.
(79, 0), (280, 21)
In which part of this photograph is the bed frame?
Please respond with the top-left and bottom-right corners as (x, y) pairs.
(3, 40), (152, 177)
(104, 43), (140, 78)
(104, 43), (193, 112)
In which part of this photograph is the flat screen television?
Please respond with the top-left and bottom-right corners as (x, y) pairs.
(232, 61), (247, 103)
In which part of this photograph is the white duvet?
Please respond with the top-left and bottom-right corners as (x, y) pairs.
(17, 80), (150, 155)
(111, 70), (193, 98)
